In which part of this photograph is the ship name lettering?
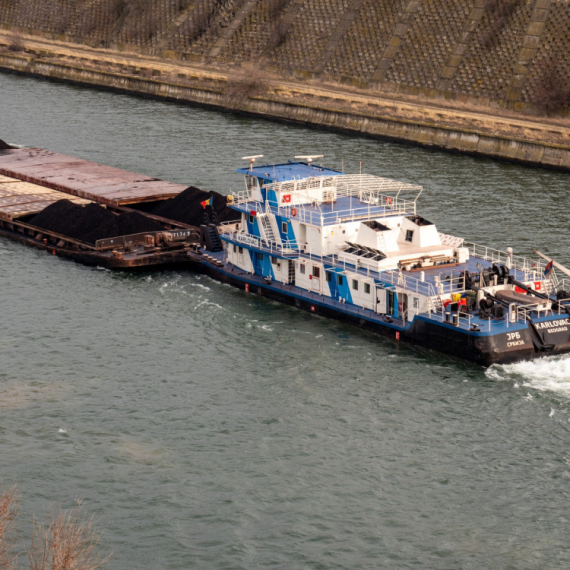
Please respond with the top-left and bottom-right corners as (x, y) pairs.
(536, 319), (570, 331)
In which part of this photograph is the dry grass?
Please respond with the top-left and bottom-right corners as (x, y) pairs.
(0, 486), (18, 570)
(225, 61), (267, 104)
(7, 33), (23, 52)
(27, 503), (111, 570)
(530, 57), (570, 116)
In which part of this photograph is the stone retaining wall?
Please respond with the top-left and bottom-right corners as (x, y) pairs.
(0, 0), (567, 114)
(1, 48), (567, 170)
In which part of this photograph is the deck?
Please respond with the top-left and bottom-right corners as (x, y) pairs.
(0, 148), (186, 206)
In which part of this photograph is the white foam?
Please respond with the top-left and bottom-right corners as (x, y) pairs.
(58, 427), (67, 434)
(194, 299), (224, 310)
(487, 355), (570, 396)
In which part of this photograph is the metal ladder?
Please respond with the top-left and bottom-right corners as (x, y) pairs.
(288, 260), (296, 285)
(430, 296), (444, 314)
(259, 214), (276, 244)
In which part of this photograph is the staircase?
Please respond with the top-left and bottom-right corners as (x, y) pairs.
(201, 224), (223, 252)
(430, 295), (444, 315)
(259, 213), (280, 245)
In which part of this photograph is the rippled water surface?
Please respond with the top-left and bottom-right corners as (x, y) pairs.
(1, 73), (570, 569)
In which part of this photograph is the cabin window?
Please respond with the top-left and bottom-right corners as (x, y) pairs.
(364, 283), (371, 294)
(249, 214), (255, 224)
(405, 229), (414, 242)
(313, 267), (320, 278)
(337, 275), (343, 286)
(271, 256), (278, 265)
(257, 252), (263, 261)
(282, 222), (288, 234)
(238, 247), (243, 254)
(413, 297), (419, 310)
(326, 272), (332, 283)
(246, 176), (258, 191)
(300, 264), (306, 274)
(233, 244), (237, 253)
(352, 279), (358, 291)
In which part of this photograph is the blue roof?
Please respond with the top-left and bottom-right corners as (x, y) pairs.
(235, 161), (343, 182)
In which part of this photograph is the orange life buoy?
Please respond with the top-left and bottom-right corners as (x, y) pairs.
(291, 208), (297, 217)
(385, 196), (393, 205)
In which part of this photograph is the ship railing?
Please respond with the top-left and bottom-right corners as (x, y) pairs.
(218, 221), (241, 234)
(221, 228), (299, 256)
(435, 305), (474, 329)
(233, 188), (257, 205)
(380, 269), (437, 298)
(265, 173), (422, 203)
(464, 241), (546, 279)
(266, 196), (415, 227)
(515, 302), (556, 323)
(555, 277), (570, 294)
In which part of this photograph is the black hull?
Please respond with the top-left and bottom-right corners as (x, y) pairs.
(196, 261), (569, 367)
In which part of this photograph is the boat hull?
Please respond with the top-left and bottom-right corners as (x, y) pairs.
(194, 259), (566, 367)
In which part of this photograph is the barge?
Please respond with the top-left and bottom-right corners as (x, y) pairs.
(0, 148), (201, 268)
(194, 156), (570, 366)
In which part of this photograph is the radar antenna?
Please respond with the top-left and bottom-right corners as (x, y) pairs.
(241, 155), (264, 171)
(294, 155), (324, 164)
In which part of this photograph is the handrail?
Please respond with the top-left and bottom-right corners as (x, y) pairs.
(221, 229), (299, 256)
(464, 241), (546, 277)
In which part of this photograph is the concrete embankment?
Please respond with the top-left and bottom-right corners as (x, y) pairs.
(1, 34), (569, 171)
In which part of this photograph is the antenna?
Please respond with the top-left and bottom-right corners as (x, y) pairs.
(241, 155), (264, 171)
(294, 155), (324, 164)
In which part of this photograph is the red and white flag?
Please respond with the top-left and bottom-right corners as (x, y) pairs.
(282, 194), (291, 203)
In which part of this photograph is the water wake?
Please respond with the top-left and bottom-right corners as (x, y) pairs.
(487, 355), (570, 396)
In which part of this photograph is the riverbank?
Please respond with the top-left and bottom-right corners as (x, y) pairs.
(1, 32), (569, 171)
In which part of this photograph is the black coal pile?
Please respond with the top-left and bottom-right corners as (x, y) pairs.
(150, 186), (240, 227)
(31, 200), (164, 244)
(0, 139), (13, 150)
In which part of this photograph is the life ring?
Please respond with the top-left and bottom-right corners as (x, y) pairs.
(385, 196), (393, 205)
(291, 208), (298, 217)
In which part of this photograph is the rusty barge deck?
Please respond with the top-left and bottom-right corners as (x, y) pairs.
(0, 148), (186, 206)
(0, 148), (203, 269)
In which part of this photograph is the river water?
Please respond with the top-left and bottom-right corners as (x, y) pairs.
(1, 72), (570, 569)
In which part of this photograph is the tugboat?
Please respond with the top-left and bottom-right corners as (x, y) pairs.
(193, 155), (570, 366)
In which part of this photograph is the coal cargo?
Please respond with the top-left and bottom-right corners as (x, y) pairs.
(150, 186), (240, 227)
(31, 200), (164, 244)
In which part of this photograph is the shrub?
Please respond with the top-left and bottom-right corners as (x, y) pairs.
(0, 488), (110, 570)
(270, 18), (289, 50)
(7, 33), (24, 52)
(0, 486), (18, 570)
(478, 0), (520, 48)
(266, 0), (289, 19)
(27, 503), (111, 570)
(225, 62), (267, 104)
(186, 0), (216, 43)
(530, 57), (570, 116)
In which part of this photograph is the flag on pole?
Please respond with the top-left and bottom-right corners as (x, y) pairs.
(200, 197), (212, 209)
(544, 260), (553, 276)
